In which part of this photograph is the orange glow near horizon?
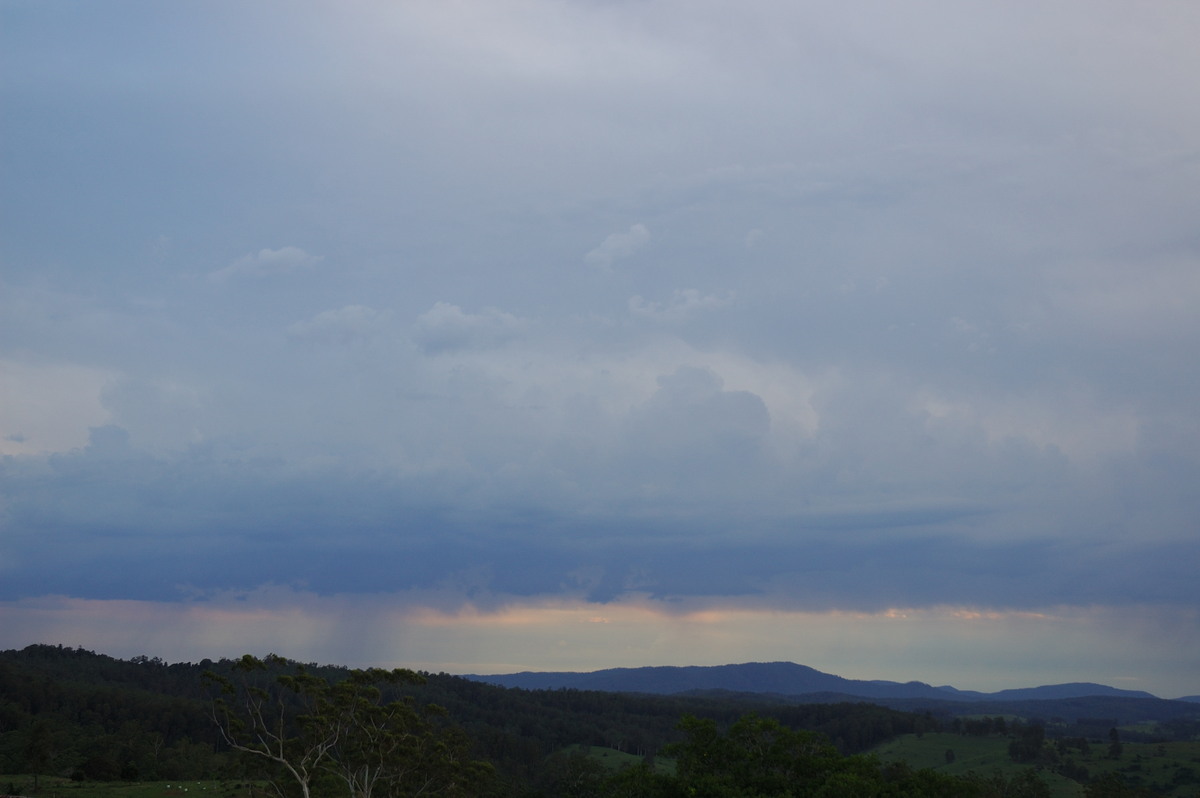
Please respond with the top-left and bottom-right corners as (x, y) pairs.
(1, 591), (1195, 696)
(0, 592), (1104, 638)
(403, 598), (1051, 631)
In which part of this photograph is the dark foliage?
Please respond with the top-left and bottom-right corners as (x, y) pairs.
(4, 644), (1183, 798)
(0, 645), (946, 794)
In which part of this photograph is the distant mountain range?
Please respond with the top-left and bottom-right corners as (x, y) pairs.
(467, 661), (1171, 702)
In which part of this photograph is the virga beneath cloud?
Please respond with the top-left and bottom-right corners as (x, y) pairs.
(1, 0), (1198, 696)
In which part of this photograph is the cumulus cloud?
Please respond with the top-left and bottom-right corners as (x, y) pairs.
(622, 366), (773, 492)
(208, 246), (322, 282)
(629, 288), (732, 322)
(287, 305), (389, 345)
(0, 360), (112, 455)
(584, 223), (650, 270)
(100, 377), (203, 453)
(4, 0), (1200, 693)
(412, 302), (527, 354)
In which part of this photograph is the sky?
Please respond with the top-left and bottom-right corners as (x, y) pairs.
(1, 0), (1199, 699)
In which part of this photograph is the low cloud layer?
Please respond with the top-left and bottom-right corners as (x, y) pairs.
(2, 0), (1198, 695)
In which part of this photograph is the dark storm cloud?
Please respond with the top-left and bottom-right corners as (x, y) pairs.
(3, 423), (1196, 616)
(2, 0), (1199, 692)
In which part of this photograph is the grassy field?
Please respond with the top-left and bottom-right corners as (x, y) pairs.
(561, 743), (675, 776)
(565, 734), (1200, 796)
(7, 735), (1200, 798)
(871, 733), (1200, 798)
(0, 778), (262, 798)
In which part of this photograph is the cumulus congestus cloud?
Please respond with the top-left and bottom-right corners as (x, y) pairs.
(2, 0), (1199, 696)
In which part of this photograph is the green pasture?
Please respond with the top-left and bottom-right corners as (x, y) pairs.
(872, 733), (1200, 798)
(0, 778), (261, 798)
(561, 743), (675, 776)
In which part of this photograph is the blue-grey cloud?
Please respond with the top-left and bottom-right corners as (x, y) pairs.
(2, 0), (1198, 692)
(2, 418), (1196, 615)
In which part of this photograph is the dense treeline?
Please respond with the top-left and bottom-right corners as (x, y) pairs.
(869, 694), (1200, 731)
(0, 645), (1181, 797)
(623, 713), (1053, 798)
(196, 656), (1048, 798)
(0, 646), (221, 782)
(0, 644), (934, 790)
(407, 674), (936, 777)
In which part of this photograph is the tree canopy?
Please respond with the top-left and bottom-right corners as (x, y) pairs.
(202, 655), (491, 798)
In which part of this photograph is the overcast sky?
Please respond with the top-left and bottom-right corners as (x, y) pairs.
(2, 0), (1199, 698)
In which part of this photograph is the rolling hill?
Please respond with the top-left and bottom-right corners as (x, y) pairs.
(467, 661), (1162, 702)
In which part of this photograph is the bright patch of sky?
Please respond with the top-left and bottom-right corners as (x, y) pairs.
(2, 0), (1198, 697)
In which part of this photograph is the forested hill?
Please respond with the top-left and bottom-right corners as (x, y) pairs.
(467, 662), (1200, 729)
(0, 644), (938, 785)
(7, 645), (1200, 797)
(468, 660), (1161, 701)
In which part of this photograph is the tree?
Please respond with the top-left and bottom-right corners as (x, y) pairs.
(203, 655), (489, 798)
(667, 713), (844, 796)
(24, 720), (58, 793)
(328, 675), (490, 798)
(1008, 722), (1045, 763)
(967, 768), (1051, 798)
(1107, 727), (1123, 760)
(203, 655), (340, 798)
(325, 668), (441, 798)
(1085, 771), (1155, 798)
(660, 712), (999, 798)
(536, 750), (608, 798)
